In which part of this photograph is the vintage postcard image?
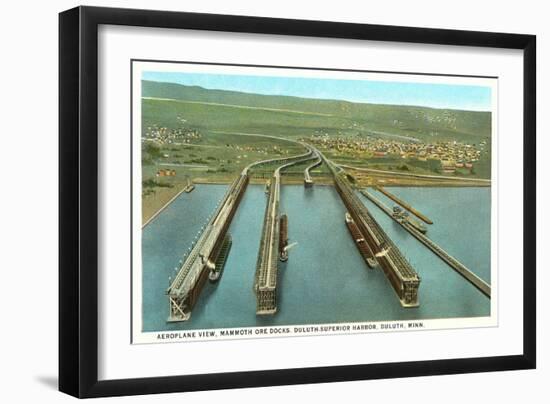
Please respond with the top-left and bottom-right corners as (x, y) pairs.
(131, 61), (496, 344)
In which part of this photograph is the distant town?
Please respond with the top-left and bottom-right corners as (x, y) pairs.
(307, 133), (489, 175)
(142, 123), (489, 179)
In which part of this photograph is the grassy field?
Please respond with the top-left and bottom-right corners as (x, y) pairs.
(143, 81), (491, 143)
(140, 129), (306, 223)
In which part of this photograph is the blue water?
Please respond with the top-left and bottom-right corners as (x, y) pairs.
(142, 184), (491, 332)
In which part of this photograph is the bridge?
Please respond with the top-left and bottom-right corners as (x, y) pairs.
(166, 144), (311, 322)
(254, 147), (314, 315)
(313, 146), (421, 307)
(361, 189), (491, 298)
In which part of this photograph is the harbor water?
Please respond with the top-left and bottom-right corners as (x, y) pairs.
(141, 184), (491, 332)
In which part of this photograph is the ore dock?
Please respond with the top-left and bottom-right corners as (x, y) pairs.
(254, 146), (315, 315)
(315, 146), (421, 307)
(166, 171), (249, 322)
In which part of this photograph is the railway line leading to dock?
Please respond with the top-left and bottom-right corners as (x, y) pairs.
(304, 151), (322, 187)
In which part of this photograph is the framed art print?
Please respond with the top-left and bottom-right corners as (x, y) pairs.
(59, 6), (536, 398)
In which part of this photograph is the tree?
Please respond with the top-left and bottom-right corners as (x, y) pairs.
(143, 142), (162, 159)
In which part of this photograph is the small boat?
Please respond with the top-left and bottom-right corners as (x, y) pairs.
(280, 242), (297, 262)
(184, 176), (195, 193)
(392, 205), (403, 217)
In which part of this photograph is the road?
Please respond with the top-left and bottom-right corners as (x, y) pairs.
(143, 97), (335, 117)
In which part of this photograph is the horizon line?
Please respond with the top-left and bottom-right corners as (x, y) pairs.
(142, 79), (492, 113)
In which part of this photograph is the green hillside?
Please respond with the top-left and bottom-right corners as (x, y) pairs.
(142, 80), (491, 142)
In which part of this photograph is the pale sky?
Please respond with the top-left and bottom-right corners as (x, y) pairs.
(143, 71), (492, 112)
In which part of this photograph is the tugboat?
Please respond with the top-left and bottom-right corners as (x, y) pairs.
(345, 212), (377, 268)
(392, 205), (403, 217)
(184, 176), (195, 193)
(280, 242), (297, 262)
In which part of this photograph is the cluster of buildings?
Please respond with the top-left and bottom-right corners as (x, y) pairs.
(227, 144), (289, 156)
(307, 134), (487, 174)
(156, 168), (176, 177)
(143, 125), (201, 145)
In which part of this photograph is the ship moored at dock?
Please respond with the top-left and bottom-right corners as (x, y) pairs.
(392, 206), (427, 233)
(345, 212), (377, 268)
(376, 186), (433, 224)
(209, 233), (232, 283)
(279, 214), (289, 262)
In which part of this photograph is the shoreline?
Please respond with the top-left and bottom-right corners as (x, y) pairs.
(142, 175), (491, 225)
(192, 177), (491, 187)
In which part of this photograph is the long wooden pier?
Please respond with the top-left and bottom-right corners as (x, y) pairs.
(361, 189), (491, 298)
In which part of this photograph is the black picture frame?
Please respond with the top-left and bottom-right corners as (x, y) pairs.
(59, 5), (536, 398)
